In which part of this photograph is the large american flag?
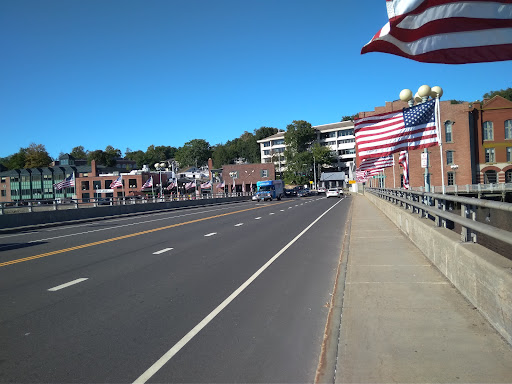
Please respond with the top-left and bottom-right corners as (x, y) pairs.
(361, 0), (512, 64)
(110, 176), (123, 188)
(53, 173), (75, 190)
(355, 99), (438, 161)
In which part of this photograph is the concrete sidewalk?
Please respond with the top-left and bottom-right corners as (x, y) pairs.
(336, 194), (512, 383)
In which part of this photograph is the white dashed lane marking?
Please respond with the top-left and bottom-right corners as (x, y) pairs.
(234, 223), (244, 227)
(153, 248), (174, 255)
(48, 278), (88, 292)
(204, 233), (217, 237)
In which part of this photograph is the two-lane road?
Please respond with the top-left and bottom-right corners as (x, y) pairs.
(0, 196), (351, 383)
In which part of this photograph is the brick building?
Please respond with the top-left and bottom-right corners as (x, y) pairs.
(220, 163), (275, 193)
(357, 99), (477, 189)
(470, 96), (512, 184)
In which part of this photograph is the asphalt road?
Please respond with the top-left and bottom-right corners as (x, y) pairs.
(0, 195), (351, 383)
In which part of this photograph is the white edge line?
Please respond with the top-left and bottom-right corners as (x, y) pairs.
(48, 278), (88, 292)
(132, 199), (343, 384)
(152, 248), (174, 255)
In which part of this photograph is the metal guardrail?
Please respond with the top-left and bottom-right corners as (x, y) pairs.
(368, 188), (512, 247)
(0, 193), (253, 215)
(411, 182), (512, 196)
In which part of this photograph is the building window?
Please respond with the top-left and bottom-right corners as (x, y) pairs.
(272, 139), (284, 146)
(485, 148), (495, 163)
(104, 180), (112, 189)
(507, 147), (512, 162)
(447, 171), (454, 186)
(483, 170), (497, 184)
(506, 120), (512, 139)
(263, 150), (270, 156)
(93, 180), (101, 190)
(445, 121), (453, 142)
(129, 178), (137, 188)
(505, 170), (512, 183)
(338, 129), (354, 137)
(446, 150), (454, 165)
(1, 190), (6, 197)
(263, 142), (270, 147)
(483, 121), (493, 140)
(261, 169), (268, 178)
(81, 181), (90, 191)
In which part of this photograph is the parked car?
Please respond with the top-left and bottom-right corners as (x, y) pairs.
(318, 187), (326, 194)
(326, 188), (341, 198)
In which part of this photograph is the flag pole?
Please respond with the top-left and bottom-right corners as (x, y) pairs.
(393, 154), (396, 188)
(435, 98), (446, 194)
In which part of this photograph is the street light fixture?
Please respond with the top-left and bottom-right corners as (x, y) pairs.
(399, 85), (444, 194)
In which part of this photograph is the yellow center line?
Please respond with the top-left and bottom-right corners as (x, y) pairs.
(1, 202), (287, 268)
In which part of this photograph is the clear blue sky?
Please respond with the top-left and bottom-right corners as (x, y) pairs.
(1, 0), (511, 159)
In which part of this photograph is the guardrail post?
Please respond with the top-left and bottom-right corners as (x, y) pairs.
(0, 203), (4, 215)
(53, 200), (58, 210)
(74, 199), (79, 209)
(461, 203), (472, 242)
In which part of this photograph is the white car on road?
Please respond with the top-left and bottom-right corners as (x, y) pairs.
(326, 188), (342, 198)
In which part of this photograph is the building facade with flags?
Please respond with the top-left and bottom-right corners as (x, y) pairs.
(355, 98), (476, 189)
(0, 157), (168, 203)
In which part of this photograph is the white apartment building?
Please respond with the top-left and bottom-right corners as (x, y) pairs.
(257, 121), (356, 180)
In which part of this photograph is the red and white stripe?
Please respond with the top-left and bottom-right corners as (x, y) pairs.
(358, 155), (395, 171)
(361, 0), (512, 64)
(399, 150), (410, 189)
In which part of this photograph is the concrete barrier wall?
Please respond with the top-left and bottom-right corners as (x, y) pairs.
(0, 197), (250, 231)
(364, 192), (512, 345)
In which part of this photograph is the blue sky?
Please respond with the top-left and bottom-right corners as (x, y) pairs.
(1, 0), (511, 159)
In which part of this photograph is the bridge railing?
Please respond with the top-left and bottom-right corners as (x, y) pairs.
(0, 192), (254, 215)
(411, 182), (512, 195)
(368, 187), (512, 247)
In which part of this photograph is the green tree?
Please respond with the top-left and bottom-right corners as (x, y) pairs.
(254, 126), (279, 141)
(284, 120), (316, 153)
(70, 145), (88, 159)
(5, 148), (27, 169)
(483, 87), (512, 101)
(175, 139), (212, 168)
(24, 143), (52, 168)
(124, 149), (146, 169)
(87, 150), (108, 166)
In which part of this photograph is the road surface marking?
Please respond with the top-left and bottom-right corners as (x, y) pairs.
(234, 223), (244, 227)
(0, 202), (288, 268)
(48, 278), (88, 292)
(132, 199), (343, 384)
(25, 206), (239, 244)
(288, 207), (292, 209)
(255, 217), (261, 220)
(280, 209), (285, 212)
(269, 212), (275, 215)
(204, 233), (217, 237)
(153, 248), (174, 255)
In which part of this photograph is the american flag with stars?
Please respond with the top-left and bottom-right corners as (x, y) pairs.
(355, 99), (439, 161)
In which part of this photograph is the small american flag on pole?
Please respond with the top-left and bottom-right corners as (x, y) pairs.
(399, 150), (410, 189)
(166, 181), (175, 190)
(53, 173), (75, 190)
(355, 99), (438, 161)
(141, 176), (153, 190)
(110, 176), (123, 188)
(217, 181), (225, 189)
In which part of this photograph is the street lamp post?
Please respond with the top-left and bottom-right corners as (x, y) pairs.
(399, 85), (444, 196)
(154, 162), (166, 201)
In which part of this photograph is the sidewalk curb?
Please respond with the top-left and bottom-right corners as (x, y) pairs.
(315, 196), (353, 383)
